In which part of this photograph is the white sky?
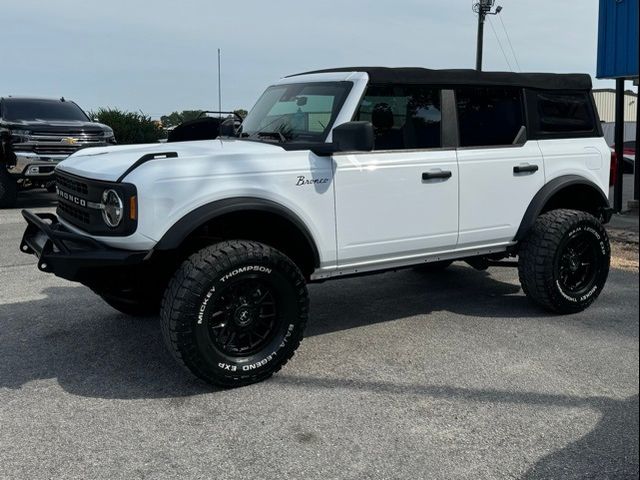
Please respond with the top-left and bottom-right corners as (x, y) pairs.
(1, 0), (636, 118)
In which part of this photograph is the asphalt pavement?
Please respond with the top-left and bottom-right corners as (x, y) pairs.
(1, 191), (638, 480)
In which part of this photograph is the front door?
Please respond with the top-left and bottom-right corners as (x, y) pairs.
(333, 84), (459, 268)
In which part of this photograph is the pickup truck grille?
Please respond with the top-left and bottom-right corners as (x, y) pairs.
(33, 145), (78, 155)
(15, 131), (109, 156)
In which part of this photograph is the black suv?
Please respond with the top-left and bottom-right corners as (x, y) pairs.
(0, 96), (115, 207)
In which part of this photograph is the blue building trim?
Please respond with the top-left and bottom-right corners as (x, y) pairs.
(597, 0), (639, 79)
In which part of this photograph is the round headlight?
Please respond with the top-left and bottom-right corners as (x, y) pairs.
(102, 189), (123, 227)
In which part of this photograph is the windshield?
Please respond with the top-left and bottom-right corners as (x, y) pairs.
(240, 82), (352, 143)
(2, 99), (89, 122)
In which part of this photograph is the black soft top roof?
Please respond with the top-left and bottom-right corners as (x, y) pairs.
(289, 67), (592, 91)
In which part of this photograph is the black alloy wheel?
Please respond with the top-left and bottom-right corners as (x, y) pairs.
(206, 279), (281, 357)
(518, 209), (610, 314)
(161, 240), (308, 387)
(555, 229), (603, 298)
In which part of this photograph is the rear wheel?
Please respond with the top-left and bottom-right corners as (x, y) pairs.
(518, 209), (610, 314)
(0, 168), (17, 208)
(160, 240), (308, 388)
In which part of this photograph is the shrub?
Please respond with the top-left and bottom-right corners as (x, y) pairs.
(91, 108), (165, 145)
(160, 110), (203, 128)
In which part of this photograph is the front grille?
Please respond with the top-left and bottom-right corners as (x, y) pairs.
(25, 131), (108, 156)
(31, 130), (104, 137)
(55, 172), (88, 195)
(54, 170), (138, 236)
(33, 145), (79, 155)
(57, 200), (90, 225)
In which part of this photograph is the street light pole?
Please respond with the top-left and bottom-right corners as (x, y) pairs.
(473, 0), (503, 71)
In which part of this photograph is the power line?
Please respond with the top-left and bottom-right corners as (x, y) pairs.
(487, 16), (513, 71)
(498, 13), (522, 72)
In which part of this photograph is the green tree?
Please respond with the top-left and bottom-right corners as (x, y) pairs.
(91, 108), (165, 145)
(234, 109), (248, 120)
(160, 110), (203, 128)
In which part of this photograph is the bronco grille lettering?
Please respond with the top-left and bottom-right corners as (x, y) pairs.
(56, 188), (87, 208)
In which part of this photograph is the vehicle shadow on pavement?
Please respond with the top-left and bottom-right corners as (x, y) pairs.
(520, 394), (639, 479)
(306, 265), (548, 338)
(0, 266), (632, 400)
(0, 285), (213, 398)
(274, 374), (639, 479)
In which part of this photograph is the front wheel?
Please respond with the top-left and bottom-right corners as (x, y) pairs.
(518, 209), (610, 314)
(160, 240), (309, 388)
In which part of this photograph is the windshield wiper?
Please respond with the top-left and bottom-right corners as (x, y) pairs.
(256, 131), (287, 142)
(239, 114), (294, 143)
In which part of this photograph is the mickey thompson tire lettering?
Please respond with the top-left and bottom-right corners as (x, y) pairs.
(160, 240), (309, 388)
(518, 209), (610, 314)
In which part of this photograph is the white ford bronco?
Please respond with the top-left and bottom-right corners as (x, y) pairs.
(21, 67), (614, 387)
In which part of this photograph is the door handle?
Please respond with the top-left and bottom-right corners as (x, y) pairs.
(422, 170), (452, 181)
(513, 164), (539, 174)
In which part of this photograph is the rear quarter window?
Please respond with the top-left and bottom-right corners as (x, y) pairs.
(530, 91), (598, 137)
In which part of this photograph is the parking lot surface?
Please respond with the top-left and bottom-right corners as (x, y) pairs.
(1, 192), (638, 480)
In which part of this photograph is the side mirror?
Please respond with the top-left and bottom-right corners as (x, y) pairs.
(332, 121), (374, 152)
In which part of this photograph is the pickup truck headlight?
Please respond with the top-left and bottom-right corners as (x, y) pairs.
(103, 128), (117, 144)
(101, 189), (124, 227)
(10, 129), (30, 143)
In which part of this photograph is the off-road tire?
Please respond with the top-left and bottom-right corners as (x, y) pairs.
(160, 240), (309, 388)
(98, 292), (161, 317)
(518, 209), (610, 314)
(414, 260), (453, 273)
(0, 168), (17, 208)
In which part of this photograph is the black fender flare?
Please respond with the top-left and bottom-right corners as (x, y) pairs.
(153, 197), (321, 268)
(514, 175), (611, 242)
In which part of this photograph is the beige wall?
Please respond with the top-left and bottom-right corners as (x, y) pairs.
(593, 90), (637, 122)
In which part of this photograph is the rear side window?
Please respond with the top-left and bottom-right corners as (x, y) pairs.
(355, 85), (442, 150)
(455, 87), (524, 147)
(534, 92), (596, 134)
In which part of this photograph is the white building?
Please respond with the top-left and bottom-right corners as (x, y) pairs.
(593, 89), (637, 122)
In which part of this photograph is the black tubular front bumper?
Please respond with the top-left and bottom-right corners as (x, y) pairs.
(20, 210), (148, 283)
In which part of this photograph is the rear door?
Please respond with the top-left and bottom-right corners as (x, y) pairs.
(455, 86), (545, 247)
(527, 90), (610, 193)
(334, 85), (459, 268)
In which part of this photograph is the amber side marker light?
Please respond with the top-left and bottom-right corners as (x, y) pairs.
(130, 196), (137, 220)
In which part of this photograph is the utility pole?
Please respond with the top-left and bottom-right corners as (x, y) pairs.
(473, 0), (502, 71)
(217, 48), (222, 118)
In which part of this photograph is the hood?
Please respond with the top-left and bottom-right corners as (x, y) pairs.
(1, 119), (110, 133)
(57, 138), (285, 182)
